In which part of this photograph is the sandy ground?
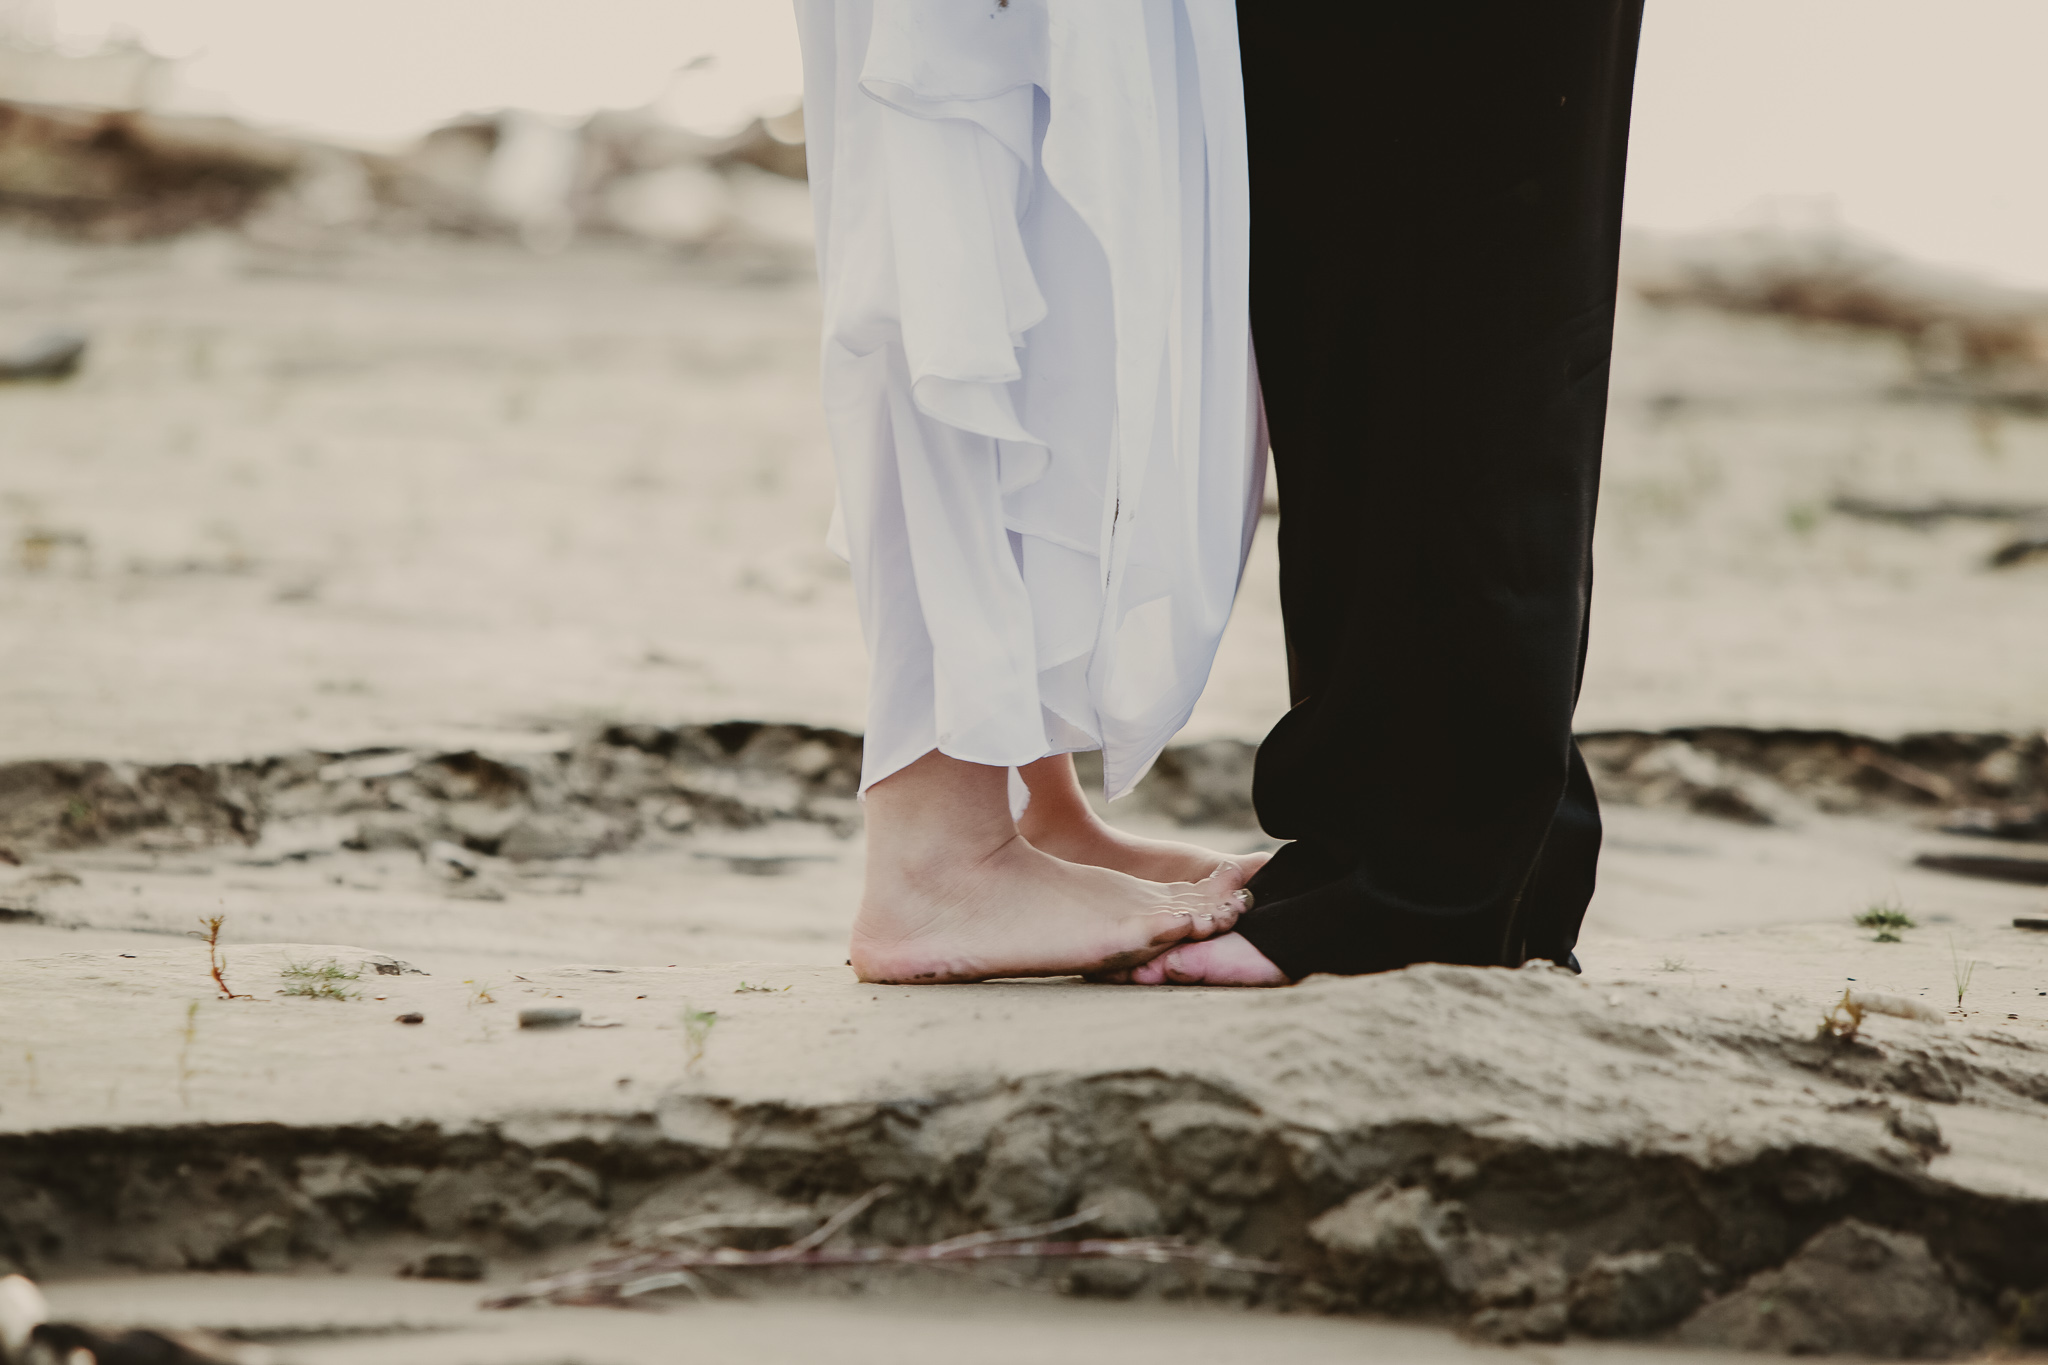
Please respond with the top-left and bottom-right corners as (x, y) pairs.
(4, 228), (2048, 1359)
(2, 231), (2046, 765)
(2, 883), (2044, 1135)
(4, 891), (2045, 1360)
(0, 802), (2043, 1039)
(31, 1277), (1794, 1365)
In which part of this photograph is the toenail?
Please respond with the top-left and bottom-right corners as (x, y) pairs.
(1235, 888), (1255, 913)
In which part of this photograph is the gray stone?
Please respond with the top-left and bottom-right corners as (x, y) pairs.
(1469, 1301), (1568, 1344)
(402, 1243), (486, 1282)
(1063, 1258), (1154, 1299)
(1887, 1104), (1947, 1156)
(1080, 1187), (1165, 1238)
(1568, 1246), (1711, 1336)
(498, 810), (627, 861)
(518, 1005), (581, 1028)
(0, 329), (87, 382)
(228, 1213), (294, 1274)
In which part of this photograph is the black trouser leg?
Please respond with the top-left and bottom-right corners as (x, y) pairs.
(1233, 0), (1644, 977)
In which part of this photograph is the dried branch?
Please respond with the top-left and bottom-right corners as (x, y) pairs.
(770, 1182), (894, 1258)
(483, 1185), (1284, 1309)
(197, 916), (250, 1000)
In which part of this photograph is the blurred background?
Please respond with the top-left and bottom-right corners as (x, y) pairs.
(2, 0), (2045, 766)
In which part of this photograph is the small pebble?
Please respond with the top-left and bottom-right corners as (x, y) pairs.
(401, 1244), (486, 1282)
(395, 1012), (424, 1025)
(519, 1005), (582, 1028)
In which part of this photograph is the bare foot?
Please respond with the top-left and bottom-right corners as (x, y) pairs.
(1015, 754), (1271, 885)
(1095, 932), (1290, 987)
(852, 835), (1252, 984)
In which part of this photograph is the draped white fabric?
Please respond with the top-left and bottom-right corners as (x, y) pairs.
(796, 0), (1263, 800)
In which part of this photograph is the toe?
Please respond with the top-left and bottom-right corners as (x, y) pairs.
(1128, 956), (1171, 985)
(1145, 906), (1200, 946)
(1204, 886), (1252, 935)
(1192, 865), (1254, 934)
(1208, 858), (1255, 891)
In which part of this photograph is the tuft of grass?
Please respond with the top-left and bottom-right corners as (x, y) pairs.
(464, 979), (497, 1007)
(1784, 502), (1821, 536)
(279, 958), (362, 1001)
(1855, 903), (1915, 943)
(1657, 957), (1690, 973)
(682, 1003), (718, 1073)
(734, 981), (790, 994)
(1949, 937), (1979, 1011)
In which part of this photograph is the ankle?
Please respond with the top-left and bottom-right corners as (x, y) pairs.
(1016, 797), (1106, 847)
(868, 826), (1019, 886)
(862, 749), (1020, 878)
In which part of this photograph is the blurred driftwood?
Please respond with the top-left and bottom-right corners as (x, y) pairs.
(1829, 495), (2047, 530)
(0, 95), (810, 249)
(1913, 852), (2048, 886)
(0, 100), (299, 239)
(1635, 231), (2048, 410)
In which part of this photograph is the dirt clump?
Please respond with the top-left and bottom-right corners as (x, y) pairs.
(1678, 1219), (1993, 1359)
(1308, 1181), (1571, 1342)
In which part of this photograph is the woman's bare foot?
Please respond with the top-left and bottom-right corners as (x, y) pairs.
(1015, 754), (1271, 885)
(1096, 932), (1290, 987)
(852, 751), (1251, 984)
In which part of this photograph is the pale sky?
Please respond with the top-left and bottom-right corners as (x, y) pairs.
(32, 0), (2048, 288)
(1626, 0), (2048, 288)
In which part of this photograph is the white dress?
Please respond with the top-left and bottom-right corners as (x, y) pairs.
(795, 0), (1263, 801)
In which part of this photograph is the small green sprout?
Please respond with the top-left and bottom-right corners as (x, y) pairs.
(1950, 937), (1979, 1011)
(279, 958), (362, 1001)
(1854, 904), (1915, 942)
(682, 1004), (719, 1072)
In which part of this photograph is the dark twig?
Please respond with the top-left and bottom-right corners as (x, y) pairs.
(482, 1185), (1284, 1309)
